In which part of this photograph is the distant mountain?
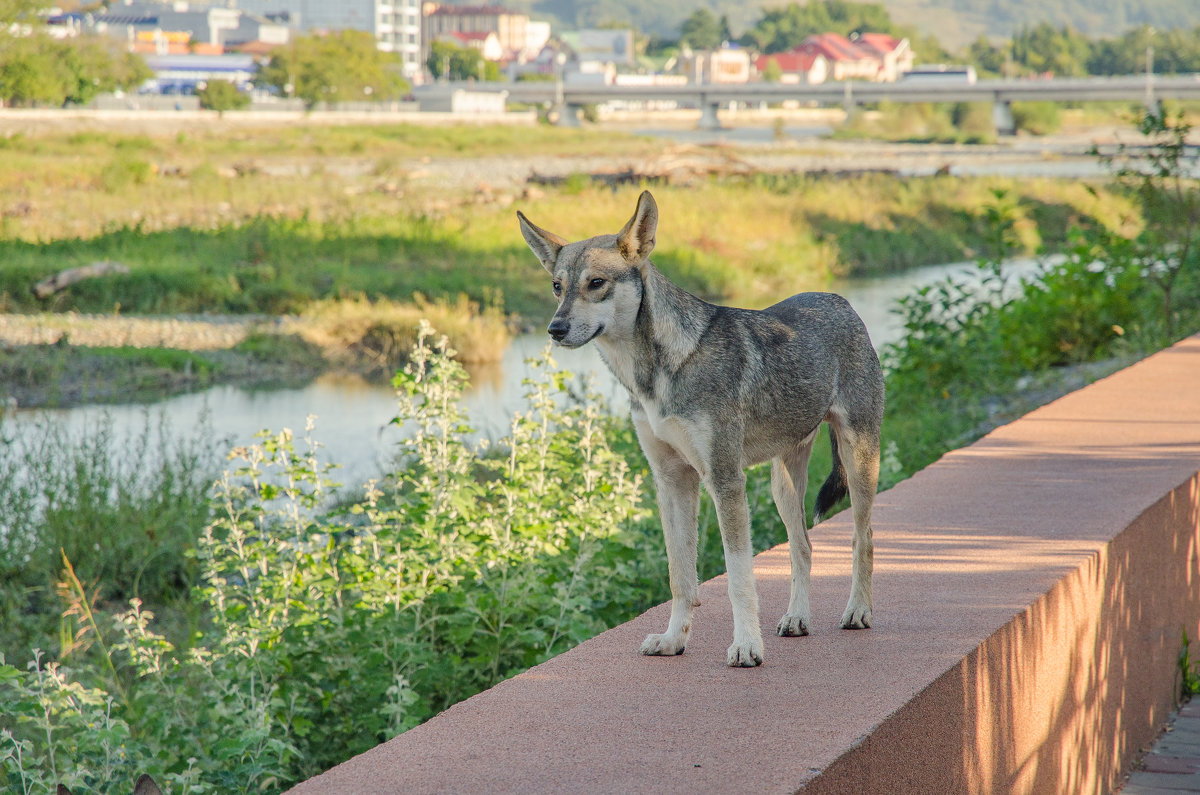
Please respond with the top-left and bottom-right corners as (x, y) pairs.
(446, 0), (1200, 52)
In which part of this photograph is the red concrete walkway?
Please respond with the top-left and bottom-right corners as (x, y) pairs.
(1121, 699), (1200, 793)
(290, 334), (1200, 794)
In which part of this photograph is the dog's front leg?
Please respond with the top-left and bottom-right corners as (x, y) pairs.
(708, 462), (763, 667)
(635, 420), (701, 658)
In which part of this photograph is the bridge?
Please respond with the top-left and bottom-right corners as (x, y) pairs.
(424, 73), (1200, 133)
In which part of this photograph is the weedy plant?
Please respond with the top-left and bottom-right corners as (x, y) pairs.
(2, 322), (652, 792)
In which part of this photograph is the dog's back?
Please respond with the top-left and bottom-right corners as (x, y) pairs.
(660, 290), (883, 469)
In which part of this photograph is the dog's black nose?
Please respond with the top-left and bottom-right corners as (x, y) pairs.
(548, 318), (570, 341)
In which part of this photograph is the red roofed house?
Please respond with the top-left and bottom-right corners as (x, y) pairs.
(795, 32), (912, 82)
(754, 50), (828, 84)
(854, 32), (913, 82)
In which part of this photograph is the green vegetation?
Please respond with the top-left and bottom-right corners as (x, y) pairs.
(837, 101), (1000, 143)
(1, 327), (657, 791)
(2, 112), (1197, 792)
(0, 33), (150, 107)
(1181, 631), (1200, 698)
(679, 8), (733, 50)
(196, 80), (251, 114)
(426, 39), (503, 82)
(882, 111), (1200, 473)
(256, 30), (410, 108)
(0, 122), (1141, 319)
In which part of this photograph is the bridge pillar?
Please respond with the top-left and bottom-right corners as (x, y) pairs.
(992, 99), (1016, 136)
(697, 98), (723, 131)
(554, 103), (581, 127)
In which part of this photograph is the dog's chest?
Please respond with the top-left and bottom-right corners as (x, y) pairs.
(637, 380), (712, 478)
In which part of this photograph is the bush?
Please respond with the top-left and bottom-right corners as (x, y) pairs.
(2, 323), (652, 791)
(196, 80), (250, 113)
(1011, 101), (1061, 135)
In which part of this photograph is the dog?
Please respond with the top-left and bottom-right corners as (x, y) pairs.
(517, 190), (885, 667)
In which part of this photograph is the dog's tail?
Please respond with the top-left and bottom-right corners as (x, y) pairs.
(813, 425), (847, 524)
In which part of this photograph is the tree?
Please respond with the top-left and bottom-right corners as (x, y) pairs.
(426, 40), (501, 82)
(679, 8), (728, 51)
(257, 30), (409, 108)
(740, 1), (906, 54)
(966, 35), (1007, 77)
(1010, 22), (1090, 77)
(198, 79), (251, 113)
(0, 33), (151, 107)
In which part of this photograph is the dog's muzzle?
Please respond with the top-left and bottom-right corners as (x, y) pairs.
(548, 317), (570, 342)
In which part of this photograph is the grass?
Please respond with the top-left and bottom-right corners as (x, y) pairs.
(0, 169), (1140, 321)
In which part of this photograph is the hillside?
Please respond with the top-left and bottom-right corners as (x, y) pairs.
(455, 0), (1200, 52)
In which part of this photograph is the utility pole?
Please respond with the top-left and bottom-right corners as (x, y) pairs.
(1145, 27), (1156, 114)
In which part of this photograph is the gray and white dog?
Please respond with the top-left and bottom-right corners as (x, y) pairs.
(517, 191), (885, 667)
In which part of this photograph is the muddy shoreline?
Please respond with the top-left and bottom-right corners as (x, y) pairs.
(0, 313), (373, 410)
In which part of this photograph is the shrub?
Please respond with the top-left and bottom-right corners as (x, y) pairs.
(2, 323), (651, 791)
(196, 80), (250, 114)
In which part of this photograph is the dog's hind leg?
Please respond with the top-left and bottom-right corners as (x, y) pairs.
(635, 419), (701, 658)
(772, 431), (817, 637)
(829, 419), (880, 630)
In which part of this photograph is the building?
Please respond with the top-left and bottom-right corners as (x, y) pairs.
(421, 4), (531, 65)
(142, 53), (257, 92)
(48, 2), (290, 56)
(753, 50), (828, 84)
(795, 32), (912, 82)
(680, 45), (751, 84)
(558, 29), (633, 68)
(235, 0), (423, 82)
(436, 30), (503, 61)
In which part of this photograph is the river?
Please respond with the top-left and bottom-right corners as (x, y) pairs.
(7, 256), (1045, 488)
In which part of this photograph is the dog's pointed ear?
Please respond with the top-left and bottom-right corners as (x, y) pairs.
(618, 190), (658, 264)
(517, 210), (566, 273)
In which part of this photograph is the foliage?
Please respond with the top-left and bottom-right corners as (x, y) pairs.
(1181, 630), (1200, 698)
(0, 33), (150, 107)
(1, 324), (655, 791)
(1086, 25), (1200, 75)
(880, 174), (1200, 473)
(425, 39), (502, 82)
(1010, 22), (1091, 77)
(257, 30), (408, 109)
(739, 0), (913, 55)
(1097, 108), (1200, 339)
(837, 101), (995, 144)
(1010, 101), (1061, 135)
(0, 411), (220, 659)
(990, 22), (1200, 77)
(196, 80), (250, 113)
(0, 126), (1140, 320)
(679, 8), (730, 50)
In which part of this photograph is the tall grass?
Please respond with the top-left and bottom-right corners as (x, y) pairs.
(0, 409), (222, 661)
(0, 174), (1137, 319)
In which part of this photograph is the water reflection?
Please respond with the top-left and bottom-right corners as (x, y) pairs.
(7, 256), (1046, 488)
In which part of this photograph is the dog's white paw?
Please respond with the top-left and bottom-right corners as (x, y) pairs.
(640, 632), (687, 657)
(726, 639), (764, 667)
(840, 604), (872, 629)
(776, 614), (810, 637)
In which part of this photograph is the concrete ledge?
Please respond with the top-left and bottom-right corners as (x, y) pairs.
(289, 335), (1200, 794)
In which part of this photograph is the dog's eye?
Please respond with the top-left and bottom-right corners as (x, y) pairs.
(588, 278), (606, 290)
(552, 281), (562, 296)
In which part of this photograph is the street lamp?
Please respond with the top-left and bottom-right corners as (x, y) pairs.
(554, 51), (566, 108)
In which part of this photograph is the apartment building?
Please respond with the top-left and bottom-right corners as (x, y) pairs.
(235, 0), (424, 81)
